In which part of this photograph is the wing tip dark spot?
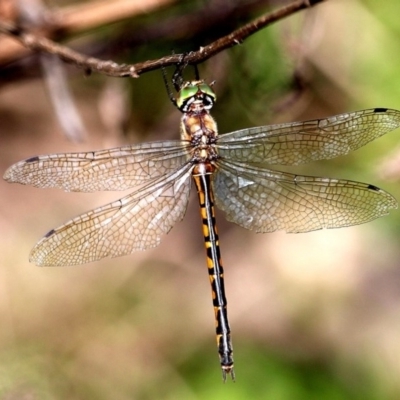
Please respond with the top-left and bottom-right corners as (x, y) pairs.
(373, 108), (388, 113)
(367, 184), (381, 192)
(44, 229), (56, 238)
(26, 156), (40, 163)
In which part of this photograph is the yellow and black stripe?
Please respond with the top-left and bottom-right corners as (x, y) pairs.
(193, 171), (235, 382)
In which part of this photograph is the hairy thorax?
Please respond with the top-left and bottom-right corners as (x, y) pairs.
(181, 109), (219, 173)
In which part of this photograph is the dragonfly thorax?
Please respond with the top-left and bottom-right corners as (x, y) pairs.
(177, 81), (219, 165)
(180, 106), (219, 144)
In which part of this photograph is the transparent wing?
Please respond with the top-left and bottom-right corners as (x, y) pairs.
(217, 108), (400, 165)
(3, 140), (190, 192)
(30, 165), (193, 266)
(213, 160), (397, 233)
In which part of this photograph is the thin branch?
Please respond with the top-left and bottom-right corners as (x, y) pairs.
(0, 0), (173, 64)
(0, 0), (326, 78)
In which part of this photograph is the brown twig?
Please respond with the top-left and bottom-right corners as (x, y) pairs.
(0, 0), (174, 64)
(0, 0), (326, 78)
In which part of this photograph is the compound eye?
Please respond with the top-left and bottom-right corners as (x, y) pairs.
(175, 81), (217, 111)
(198, 83), (216, 102)
(176, 84), (198, 109)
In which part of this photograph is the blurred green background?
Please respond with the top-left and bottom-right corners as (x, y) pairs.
(1, 0), (400, 399)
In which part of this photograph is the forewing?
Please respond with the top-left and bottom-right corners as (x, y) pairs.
(213, 160), (397, 233)
(30, 165), (193, 266)
(217, 108), (400, 165)
(4, 140), (189, 191)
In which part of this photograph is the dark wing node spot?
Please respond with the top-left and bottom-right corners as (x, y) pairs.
(373, 108), (388, 113)
(26, 156), (40, 163)
(44, 229), (56, 238)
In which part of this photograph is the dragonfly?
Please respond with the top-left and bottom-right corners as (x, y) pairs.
(4, 74), (400, 381)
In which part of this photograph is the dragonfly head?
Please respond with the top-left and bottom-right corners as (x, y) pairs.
(176, 80), (216, 113)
